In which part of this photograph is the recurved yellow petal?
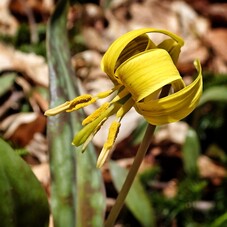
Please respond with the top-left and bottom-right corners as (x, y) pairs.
(115, 48), (185, 102)
(135, 60), (202, 125)
(157, 39), (181, 64)
(101, 28), (184, 82)
(113, 34), (155, 72)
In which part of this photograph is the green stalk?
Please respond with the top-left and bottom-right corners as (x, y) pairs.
(105, 85), (170, 226)
(105, 123), (156, 226)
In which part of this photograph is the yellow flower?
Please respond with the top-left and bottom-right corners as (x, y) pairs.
(45, 28), (202, 168)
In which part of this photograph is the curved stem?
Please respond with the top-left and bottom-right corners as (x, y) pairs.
(105, 85), (170, 226)
(105, 124), (155, 227)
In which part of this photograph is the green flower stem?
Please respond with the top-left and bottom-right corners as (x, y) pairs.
(105, 123), (156, 227)
(105, 85), (170, 226)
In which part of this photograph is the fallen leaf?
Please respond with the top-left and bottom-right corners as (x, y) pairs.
(204, 28), (227, 73)
(26, 132), (48, 162)
(0, 43), (48, 87)
(0, 91), (24, 118)
(32, 162), (50, 193)
(0, 113), (46, 146)
(163, 179), (178, 198)
(0, 0), (18, 35)
(155, 122), (189, 145)
(205, 28), (227, 62)
(198, 155), (227, 179)
(9, 0), (54, 22)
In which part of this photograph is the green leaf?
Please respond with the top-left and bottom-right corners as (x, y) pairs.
(0, 72), (16, 96)
(211, 212), (227, 227)
(198, 86), (227, 107)
(46, 1), (105, 226)
(182, 128), (200, 177)
(109, 161), (155, 227)
(0, 138), (49, 227)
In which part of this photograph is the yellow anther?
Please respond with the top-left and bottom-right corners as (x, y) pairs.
(82, 102), (110, 125)
(44, 94), (96, 115)
(104, 121), (121, 150)
(66, 95), (96, 112)
(96, 121), (121, 168)
(72, 94), (93, 104)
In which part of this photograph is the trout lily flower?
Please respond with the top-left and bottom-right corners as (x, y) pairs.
(45, 28), (202, 168)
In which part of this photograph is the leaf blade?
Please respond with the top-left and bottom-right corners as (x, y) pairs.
(109, 161), (155, 227)
(0, 138), (49, 227)
(46, 1), (105, 226)
(198, 86), (227, 106)
(182, 127), (201, 177)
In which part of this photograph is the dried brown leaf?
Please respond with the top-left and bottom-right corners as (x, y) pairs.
(0, 0), (18, 35)
(155, 122), (189, 145)
(205, 28), (227, 62)
(163, 180), (178, 198)
(32, 162), (50, 191)
(198, 155), (227, 179)
(0, 43), (48, 86)
(26, 132), (48, 162)
(0, 113), (46, 146)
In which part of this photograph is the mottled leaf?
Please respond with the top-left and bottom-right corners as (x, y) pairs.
(46, 0), (105, 226)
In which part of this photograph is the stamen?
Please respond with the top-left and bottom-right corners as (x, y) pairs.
(110, 87), (129, 104)
(66, 95), (96, 112)
(96, 121), (121, 168)
(116, 98), (134, 119)
(44, 101), (71, 116)
(44, 94), (96, 116)
(96, 85), (121, 99)
(72, 104), (117, 147)
(82, 102), (110, 125)
(104, 121), (120, 149)
(81, 117), (107, 153)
